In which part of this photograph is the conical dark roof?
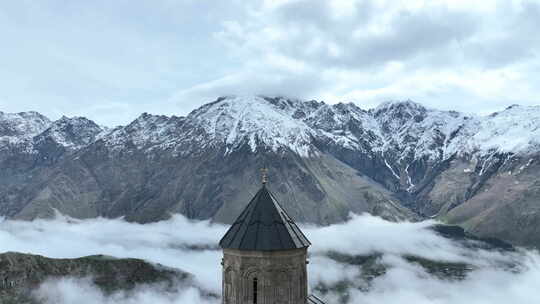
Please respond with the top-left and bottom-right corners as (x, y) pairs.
(219, 185), (311, 251)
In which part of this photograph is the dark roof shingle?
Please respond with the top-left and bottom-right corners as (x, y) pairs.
(308, 294), (327, 304)
(219, 185), (311, 251)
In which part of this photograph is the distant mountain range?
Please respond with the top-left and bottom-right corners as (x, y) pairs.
(1, 96), (540, 247)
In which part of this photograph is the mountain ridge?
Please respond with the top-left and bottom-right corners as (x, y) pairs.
(1, 95), (540, 247)
(4, 96), (540, 160)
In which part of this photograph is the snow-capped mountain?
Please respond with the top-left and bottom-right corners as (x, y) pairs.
(189, 96), (316, 156)
(0, 111), (51, 154)
(34, 116), (105, 150)
(460, 104), (540, 154)
(0, 113), (105, 154)
(1, 96), (540, 248)
(5, 97), (540, 160)
(0, 111), (51, 140)
(102, 113), (185, 153)
(96, 96), (540, 162)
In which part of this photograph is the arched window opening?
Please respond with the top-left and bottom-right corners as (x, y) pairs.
(253, 277), (258, 304)
(224, 269), (233, 304)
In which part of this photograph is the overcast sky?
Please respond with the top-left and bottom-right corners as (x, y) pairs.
(0, 0), (539, 126)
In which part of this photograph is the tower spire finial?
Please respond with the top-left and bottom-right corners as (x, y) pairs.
(260, 168), (268, 185)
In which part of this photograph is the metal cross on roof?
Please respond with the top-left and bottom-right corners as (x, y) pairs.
(260, 168), (268, 184)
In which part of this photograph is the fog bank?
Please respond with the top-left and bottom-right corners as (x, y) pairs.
(1, 213), (537, 304)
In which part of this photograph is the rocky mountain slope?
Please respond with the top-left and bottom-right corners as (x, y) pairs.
(0, 252), (194, 304)
(1, 97), (540, 247)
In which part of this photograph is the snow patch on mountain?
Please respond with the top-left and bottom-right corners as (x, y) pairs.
(305, 102), (383, 151)
(0, 111), (51, 146)
(3, 96), (540, 162)
(115, 96), (540, 161)
(372, 100), (471, 161)
(35, 116), (105, 150)
(104, 113), (186, 153)
(469, 105), (540, 154)
(189, 96), (317, 156)
(370, 101), (540, 160)
(0, 112), (107, 154)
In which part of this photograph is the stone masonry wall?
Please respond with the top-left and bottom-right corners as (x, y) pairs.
(222, 248), (308, 304)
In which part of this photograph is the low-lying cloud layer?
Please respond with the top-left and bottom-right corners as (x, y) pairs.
(0, 213), (538, 303)
(33, 278), (217, 304)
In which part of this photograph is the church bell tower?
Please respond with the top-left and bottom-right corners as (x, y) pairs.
(219, 174), (311, 304)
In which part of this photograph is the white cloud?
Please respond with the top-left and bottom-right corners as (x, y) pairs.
(33, 277), (218, 304)
(177, 0), (540, 114)
(349, 253), (540, 304)
(0, 214), (227, 292)
(1, 213), (539, 303)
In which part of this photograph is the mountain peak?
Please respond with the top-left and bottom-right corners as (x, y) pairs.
(36, 116), (104, 149)
(374, 100), (427, 114)
(0, 111), (51, 144)
(200, 95), (311, 111)
(188, 95), (318, 156)
(5, 97), (537, 162)
(469, 104), (540, 153)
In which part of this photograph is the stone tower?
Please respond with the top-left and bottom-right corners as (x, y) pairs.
(219, 182), (312, 304)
